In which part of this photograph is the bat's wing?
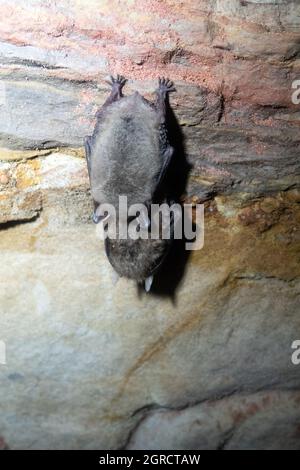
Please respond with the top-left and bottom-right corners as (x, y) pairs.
(156, 144), (174, 187)
(138, 138), (173, 230)
(153, 77), (176, 191)
(84, 135), (93, 182)
(85, 135), (105, 224)
(85, 75), (127, 182)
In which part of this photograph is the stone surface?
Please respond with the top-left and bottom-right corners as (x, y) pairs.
(0, 176), (300, 449)
(128, 391), (300, 450)
(0, 0), (300, 451)
(0, 153), (89, 224)
(0, 0), (299, 196)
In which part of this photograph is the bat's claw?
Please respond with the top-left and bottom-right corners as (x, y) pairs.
(106, 74), (127, 89)
(158, 77), (176, 93)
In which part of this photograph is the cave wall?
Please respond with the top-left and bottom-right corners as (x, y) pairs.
(0, 0), (300, 450)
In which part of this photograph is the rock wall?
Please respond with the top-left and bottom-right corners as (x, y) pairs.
(0, 0), (300, 450)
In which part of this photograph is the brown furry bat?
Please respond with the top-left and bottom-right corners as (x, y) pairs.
(84, 75), (176, 291)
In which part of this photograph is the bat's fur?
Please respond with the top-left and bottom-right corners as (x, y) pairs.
(105, 232), (171, 282)
(91, 93), (162, 209)
(85, 75), (176, 288)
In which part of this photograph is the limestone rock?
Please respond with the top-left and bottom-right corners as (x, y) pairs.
(0, 0), (300, 451)
(0, 0), (299, 195)
(0, 191), (299, 449)
(127, 391), (300, 450)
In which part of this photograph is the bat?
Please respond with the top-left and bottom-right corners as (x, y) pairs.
(84, 75), (176, 291)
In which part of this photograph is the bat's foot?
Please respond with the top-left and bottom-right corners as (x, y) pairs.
(102, 74), (127, 106)
(107, 74), (127, 91)
(157, 77), (176, 94)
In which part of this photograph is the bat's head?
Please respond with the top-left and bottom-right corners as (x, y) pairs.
(104, 235), (170, 281)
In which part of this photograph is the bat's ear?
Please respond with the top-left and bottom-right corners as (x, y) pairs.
(145, 275), (154, 292)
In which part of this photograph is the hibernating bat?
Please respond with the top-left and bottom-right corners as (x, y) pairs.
(84, 75), (176, 291)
